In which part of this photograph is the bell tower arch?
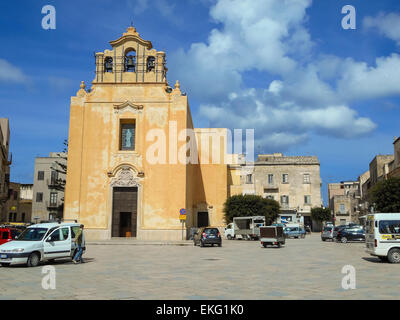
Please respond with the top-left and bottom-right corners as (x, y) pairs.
(94, 26), (167, 84)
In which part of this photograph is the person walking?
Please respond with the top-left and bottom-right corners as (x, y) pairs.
(73, 224), (85, 264)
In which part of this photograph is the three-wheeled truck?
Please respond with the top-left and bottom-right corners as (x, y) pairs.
(260, 226), (285, 248)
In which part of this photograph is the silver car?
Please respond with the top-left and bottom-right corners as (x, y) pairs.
(321, 226), (334, 241)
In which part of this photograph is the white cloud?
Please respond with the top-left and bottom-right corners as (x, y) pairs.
(364, 12), (400, 45)
(0, 59), (29, 84)
(199, 88), (376, 144)
(167, 0), (388, 151)
(337, 54), (400, 101)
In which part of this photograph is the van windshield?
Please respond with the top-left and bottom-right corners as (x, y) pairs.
(15, 228), (48, 241)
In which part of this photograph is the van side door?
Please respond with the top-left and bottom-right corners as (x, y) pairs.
(43, 227), (72, 259)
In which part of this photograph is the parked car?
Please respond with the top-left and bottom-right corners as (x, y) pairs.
(0, 222), (85, 267)
(284, 226), (306, 239)
(321, 225), (334, 241)
(336, 227), (365, 243)
(332, 225), (354, 240)
(193, 227), (222, 247)
(0, 227), (21, 245)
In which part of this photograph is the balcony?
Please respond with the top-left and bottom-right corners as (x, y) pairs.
(335, 211), (350, 216)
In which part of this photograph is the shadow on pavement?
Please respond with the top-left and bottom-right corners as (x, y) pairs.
(1, 257), (96, 268)
(362, 257), (384, 264)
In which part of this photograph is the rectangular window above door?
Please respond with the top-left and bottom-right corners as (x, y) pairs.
(120, 122), (136, 151)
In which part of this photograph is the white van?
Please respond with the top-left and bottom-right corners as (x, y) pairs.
(0, 222), (85, 267)
(366, 213), (400, 263)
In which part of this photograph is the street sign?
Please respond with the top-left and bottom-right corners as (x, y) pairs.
(180, 215), (187, 221)
(180, 208), (186, 215)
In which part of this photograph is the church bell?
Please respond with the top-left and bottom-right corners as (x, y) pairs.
(126, 55), (135, 72)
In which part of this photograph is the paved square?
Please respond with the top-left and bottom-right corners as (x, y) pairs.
(1, 235), (399, 300)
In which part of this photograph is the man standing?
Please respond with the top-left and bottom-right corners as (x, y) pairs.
(73, 224), (85, 264)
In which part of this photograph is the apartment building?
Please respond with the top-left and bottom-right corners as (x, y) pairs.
(32, 153), (66, 222)
(241, 153), (323, 230)
(2, 182), (32, 223)
(328, 181), (361, 225)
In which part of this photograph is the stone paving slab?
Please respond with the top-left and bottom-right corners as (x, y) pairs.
(1, 234), (400, 299)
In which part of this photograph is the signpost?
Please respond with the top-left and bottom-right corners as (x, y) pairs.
(180, 208), (186, 240)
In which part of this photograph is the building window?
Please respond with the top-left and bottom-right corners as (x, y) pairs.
(13, 190), (18, 200)
(120, 122), (136, 151)
(303, 174), (310, 184)
(50, 192), (58, 206)
(266, 195), (274, 200)
(13, 213), (17, 222)
(246, 174), (253, 184)
(268, 174), (274, 185)
(340, 204), (345, 214)
(38, 171), (45, 181)
(51, 170), (59, 185)
(282, 174), (289, 183)
(281, 195), (289, 206)
(304, 195), (311, 205)
(36, 192), (43, 203)
(21, 213), (25, 222)
(8, 212), (12, 222)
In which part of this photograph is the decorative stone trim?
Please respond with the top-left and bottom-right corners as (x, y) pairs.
(113, 101), (144, 114)
(110, 166), (142, 187)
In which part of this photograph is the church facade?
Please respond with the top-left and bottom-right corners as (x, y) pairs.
(64, 27), (242, 240)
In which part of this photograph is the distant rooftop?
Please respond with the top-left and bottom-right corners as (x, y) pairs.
(256, 153), (320, 165)
(36, 152), (67, 159)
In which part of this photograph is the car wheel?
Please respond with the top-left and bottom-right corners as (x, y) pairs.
(1, 263), (10, 267)
(322, 238), (326, 241)
(227, 235), (232, 240)
(263, 243), (268, 248)
(388, 248), (400, 264)
(341, 237), (348, 244)
(27, 252), (40, 267)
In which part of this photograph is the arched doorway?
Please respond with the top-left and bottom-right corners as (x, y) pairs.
(110, 166), (141, 237)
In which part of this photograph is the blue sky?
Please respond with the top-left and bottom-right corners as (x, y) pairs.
(0, 0), (399, 205)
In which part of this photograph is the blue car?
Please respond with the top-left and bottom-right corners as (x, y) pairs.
(284, 226), (306, 239)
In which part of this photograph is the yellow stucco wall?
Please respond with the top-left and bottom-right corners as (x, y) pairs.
(64, 27), (235, 240)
